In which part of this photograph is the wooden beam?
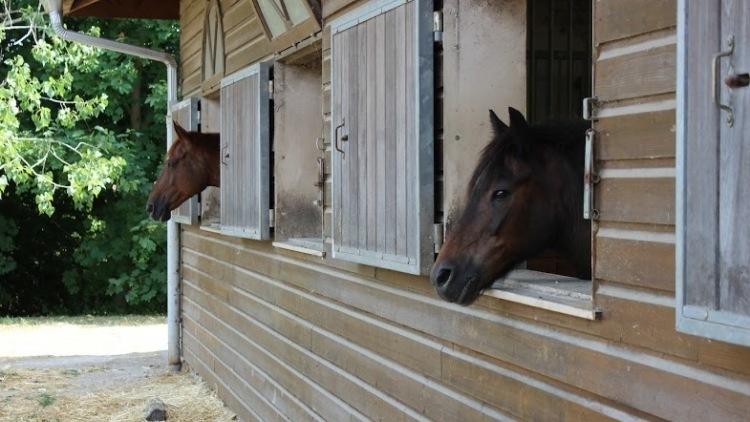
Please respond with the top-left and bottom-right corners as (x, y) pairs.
(64, 0), (179, 20)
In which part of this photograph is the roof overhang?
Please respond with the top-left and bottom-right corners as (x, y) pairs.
(63, 0), (179, 20)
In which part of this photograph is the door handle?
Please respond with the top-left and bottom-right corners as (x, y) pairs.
(221, 145), (229, 165)
(334, 118), (348, 158)
(712, 35), (735, 127)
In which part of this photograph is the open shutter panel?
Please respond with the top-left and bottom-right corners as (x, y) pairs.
(677, 1), (750, 346)
(330, 0), (434, 275)
(171, 97), (200, 225)
(219, 62), (272, 240)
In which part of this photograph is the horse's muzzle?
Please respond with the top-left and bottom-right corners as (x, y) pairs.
(146, 198), (171, 222)
(430, 261), (482, 305)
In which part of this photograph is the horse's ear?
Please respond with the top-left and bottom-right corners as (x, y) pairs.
(173, 121), (191, 142)
(508, 107), (529, 132)
(504, 107), (533, 157)
(489, 109), (508, 136)
(172, 121), (195, 151)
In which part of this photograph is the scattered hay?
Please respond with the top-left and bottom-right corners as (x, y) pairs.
(0, 367), (235, 422)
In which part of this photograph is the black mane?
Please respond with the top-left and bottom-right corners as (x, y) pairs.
(468, 118), (589, 196)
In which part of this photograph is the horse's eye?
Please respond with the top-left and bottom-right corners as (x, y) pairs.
(492, 189), (510, 202)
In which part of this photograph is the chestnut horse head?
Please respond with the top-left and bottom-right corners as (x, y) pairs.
(430, 108), (591, 305)
(146, 122), (220, 221)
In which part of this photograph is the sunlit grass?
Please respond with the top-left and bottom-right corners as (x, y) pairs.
(0, 315), (165, 326)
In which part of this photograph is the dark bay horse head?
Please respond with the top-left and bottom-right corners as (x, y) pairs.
(430, 107), (591, 305)
(147, 122), (220, 221)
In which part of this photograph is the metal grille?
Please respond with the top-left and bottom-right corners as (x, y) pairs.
(527, 0), (591, 123)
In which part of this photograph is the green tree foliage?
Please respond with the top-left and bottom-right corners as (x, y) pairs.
(0, 0), (178, 314)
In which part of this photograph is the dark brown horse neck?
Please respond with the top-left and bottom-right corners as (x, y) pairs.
(533, 120), (591, 278)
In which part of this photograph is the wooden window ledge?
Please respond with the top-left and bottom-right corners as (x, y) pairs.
(484, 270), (601, 320)
(273, 238), (326, 257)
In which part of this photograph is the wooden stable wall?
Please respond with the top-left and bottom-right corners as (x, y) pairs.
(177, 0), (750, 420)
(179, 0), (273, 96)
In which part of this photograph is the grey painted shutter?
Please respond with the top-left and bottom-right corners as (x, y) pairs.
(330, 0), (434, 275)
(219, 62), (272, 240)
(677, 0), (750, 346)
(171, 97), (200, 225)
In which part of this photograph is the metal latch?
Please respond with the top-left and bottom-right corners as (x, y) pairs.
(433, 11), (443, 43)
(583, 128), (599, 220)
(433, 223), (444, 253)
(313, 156), (324, 208)
(582, 96), (598, 121)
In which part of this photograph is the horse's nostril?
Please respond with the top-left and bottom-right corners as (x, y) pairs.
(435, 268), (453, 288)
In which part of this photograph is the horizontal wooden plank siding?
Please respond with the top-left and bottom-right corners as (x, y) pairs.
(180, 227), (655, 420)
(596, 176), (675, 225)
(595, 230), (675, 292)
(594, 44), (676, 102)
(594, 0), (676, 44)
(180, 227), (750, 421)
(589, 0), (750, 417)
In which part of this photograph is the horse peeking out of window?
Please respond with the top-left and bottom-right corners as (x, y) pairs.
(147, 122), (220, 221)
(430, 108), (591, 305)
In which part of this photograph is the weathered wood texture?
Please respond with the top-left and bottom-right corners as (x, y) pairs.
(170, 98), (200, 225)
(219, 64), (271, 239)
(180, 226), (750, 421)
(181, 0), (273, 96)
(330, 0), (432, 275)
(274, 58), (324, 242)
(173, 0), (750, 420)
(592, 0), (679, 310)
(676, 0), (750, 344)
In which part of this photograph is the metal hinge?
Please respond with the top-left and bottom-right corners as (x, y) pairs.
(433, 11), (443, 43)
(195, 109), (201, 127)
(269, 209), (275, 228)
(583, 128), (600, 220)
(582, 96), (598, 121)
(433, 223), (444, 253)
(268, 80), (274, 99)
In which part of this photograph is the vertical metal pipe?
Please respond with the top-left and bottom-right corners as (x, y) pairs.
(165, 66), (180, 372)
(45, 2), (182, 372)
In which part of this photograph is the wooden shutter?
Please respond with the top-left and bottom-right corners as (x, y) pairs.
(171, 97), (200, 225)
(219, 62), (272, 240)
(677, 0), (750, 346)
(330, 0), (434, 275)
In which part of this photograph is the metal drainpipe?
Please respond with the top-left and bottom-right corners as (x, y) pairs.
(43, 0), (182, 372)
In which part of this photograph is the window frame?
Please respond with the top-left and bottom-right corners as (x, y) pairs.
(170, 97), (201, 225)
(271, 50), (327, 256)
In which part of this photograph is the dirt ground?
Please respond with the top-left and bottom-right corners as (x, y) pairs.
(0, 316), (235, 422)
